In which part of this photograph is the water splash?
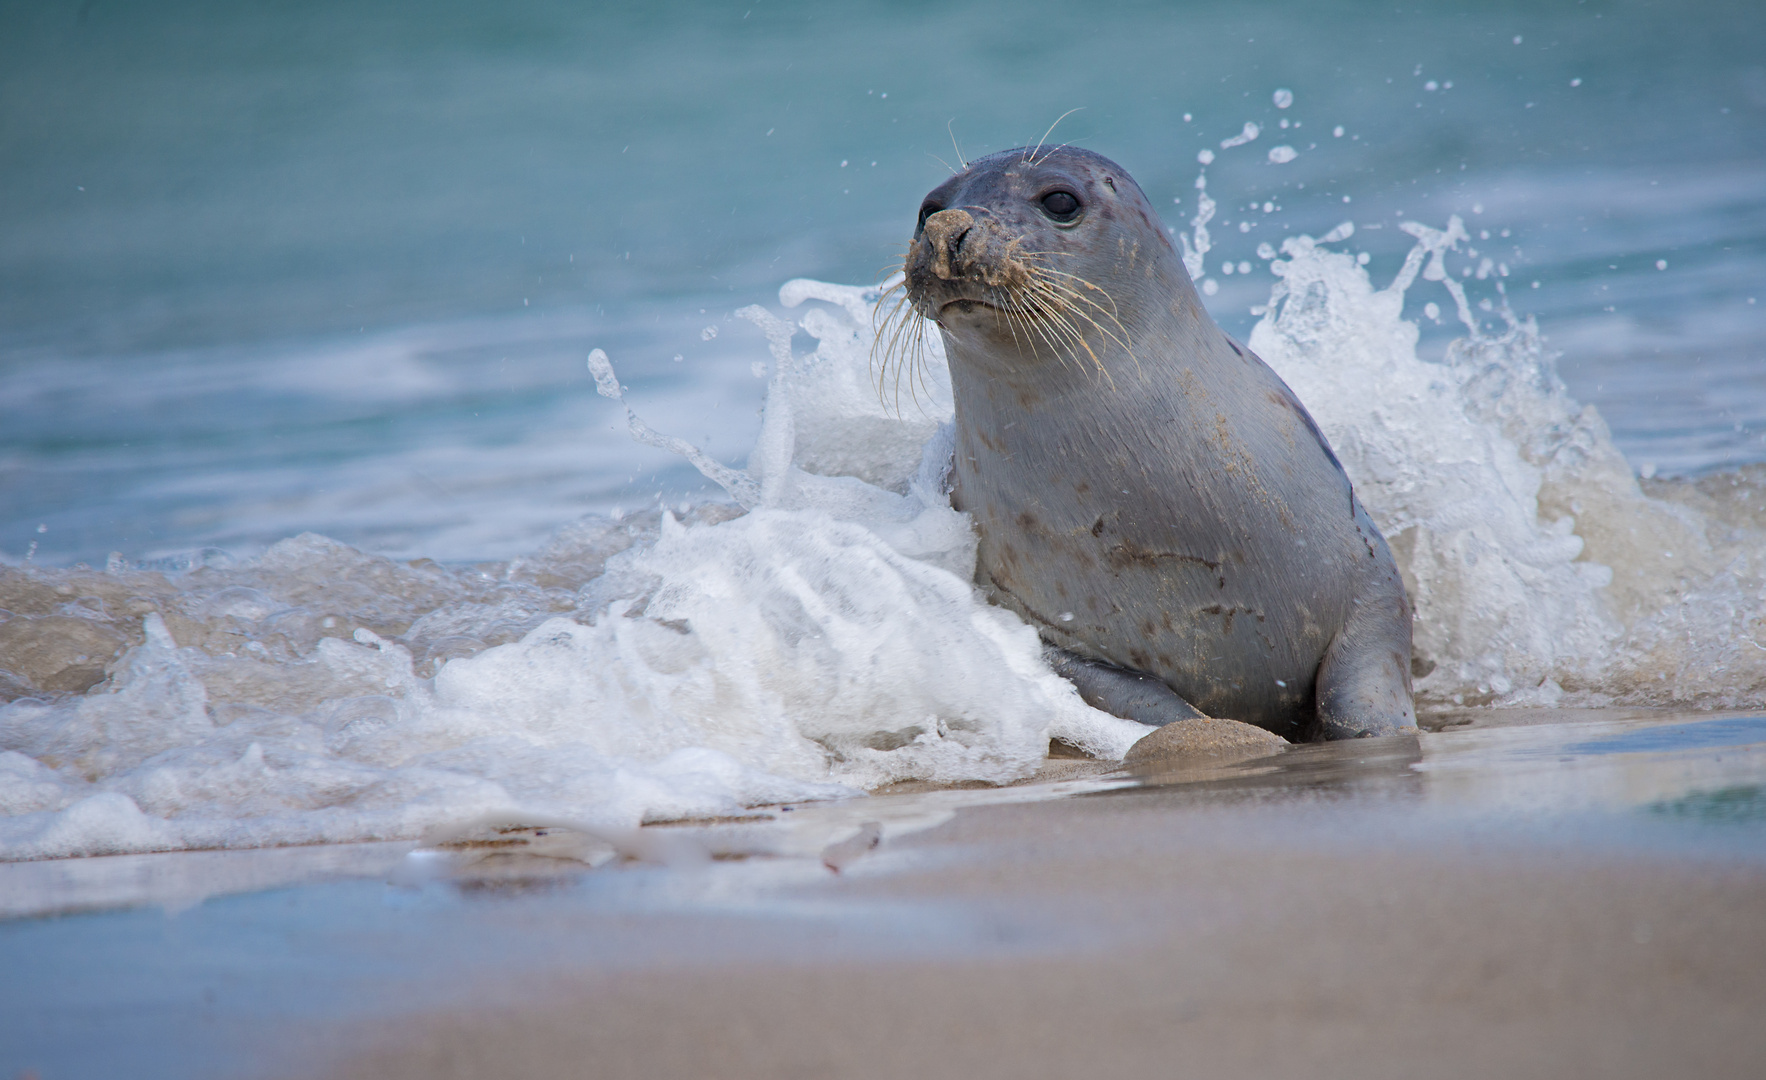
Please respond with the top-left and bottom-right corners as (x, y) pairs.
(0, 285), (1146, 861)
(4, 208), (1764, 861)
(1249, 220), (1766, 708)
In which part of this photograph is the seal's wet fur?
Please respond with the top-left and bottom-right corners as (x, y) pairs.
(890, 146), (1415, 741)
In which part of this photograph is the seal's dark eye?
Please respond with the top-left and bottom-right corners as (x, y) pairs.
(1041, 190), (1081, 221)
(917, 201), (942, 231)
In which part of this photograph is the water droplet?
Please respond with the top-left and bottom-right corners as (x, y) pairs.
(1272, 88), (1294, 109)
(1220, 121), (1261, 148)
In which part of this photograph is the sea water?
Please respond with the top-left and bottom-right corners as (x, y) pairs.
(2, 0), (1764, 860)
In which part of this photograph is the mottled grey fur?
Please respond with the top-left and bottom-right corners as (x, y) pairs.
(900, 146), (1414, 741)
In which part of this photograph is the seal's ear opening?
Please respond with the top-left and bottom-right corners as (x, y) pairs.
(1103, 175), (1117, 192)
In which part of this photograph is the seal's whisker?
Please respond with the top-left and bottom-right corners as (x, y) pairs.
(1025, 108), (1085, 166)
(1009, 283), (1087, 372)
(870, 278), (941, 417)
(1002, 302), (1038, 367)
(1034, 266), (1127, 319)
(1023, 269), (1134, 362)
(908, 314), (934, 407)
(871, 285), (917, 409)
(1016, 280), (1118, 386)
(1023, 263), (1127, 324)
(881, 305), (918, 405)
(898, 303), (934, 413)
(948, 119), (968, 171)
(1002, 294), (1055, 367)
(1016, 292), (1088, 376)
(1009, 251), (1132, 340)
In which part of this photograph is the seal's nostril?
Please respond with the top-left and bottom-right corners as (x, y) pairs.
(920, 208), (979, 278)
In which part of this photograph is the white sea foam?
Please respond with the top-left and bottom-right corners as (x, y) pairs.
(0, 280), (1143, 861)
(1248, 218), (1766, 708)
(4, 208), (1764, 861)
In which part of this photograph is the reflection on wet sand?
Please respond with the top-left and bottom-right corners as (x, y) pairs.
(3, 708), (1764, 1080)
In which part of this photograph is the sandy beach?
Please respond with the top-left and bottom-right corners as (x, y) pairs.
(13, 708), (1761, 1079)
(312, 721), (1766, 1080)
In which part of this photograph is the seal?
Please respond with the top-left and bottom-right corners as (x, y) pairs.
(882, 145), (1415, 741)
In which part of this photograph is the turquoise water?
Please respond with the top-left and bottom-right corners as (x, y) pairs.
(3, 0), (1763, 565)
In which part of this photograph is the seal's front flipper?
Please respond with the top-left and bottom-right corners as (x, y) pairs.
(1046, 648), (1208, 727)
(1314, 595), (1417, 740)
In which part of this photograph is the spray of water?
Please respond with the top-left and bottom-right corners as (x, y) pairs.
(3, 146), (1762, 860)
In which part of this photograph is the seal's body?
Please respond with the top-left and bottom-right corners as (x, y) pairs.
(894, 147), (1414, 740)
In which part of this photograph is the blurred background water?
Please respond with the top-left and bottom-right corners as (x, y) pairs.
(2, 0), (1762, 567)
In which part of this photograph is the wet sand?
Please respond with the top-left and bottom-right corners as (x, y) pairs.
(316, 801), (1766, 1080)
(6, 709), (1766, 1080)
(311, 711), (1766, 1080)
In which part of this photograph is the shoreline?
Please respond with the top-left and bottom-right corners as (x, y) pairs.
(4, 706), (1764, 1079)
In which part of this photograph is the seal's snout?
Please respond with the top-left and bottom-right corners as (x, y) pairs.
(922, 208), (976, 280)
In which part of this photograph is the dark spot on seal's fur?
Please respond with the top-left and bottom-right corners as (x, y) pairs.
(1197, 603), (1258, 634)
(1090, 516), (1106, 537)
(1105, 541), (1220, 573)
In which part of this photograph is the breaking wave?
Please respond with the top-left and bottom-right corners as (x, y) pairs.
(3, 213), (1762, 860)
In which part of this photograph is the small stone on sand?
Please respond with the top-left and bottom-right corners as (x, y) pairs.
(1123, 717), (1288, 766)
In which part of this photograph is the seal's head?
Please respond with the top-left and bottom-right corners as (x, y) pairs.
(883, 146), (1186, 384)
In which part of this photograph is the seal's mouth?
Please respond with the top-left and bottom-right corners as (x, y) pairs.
(937, 297), (1001, 317)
